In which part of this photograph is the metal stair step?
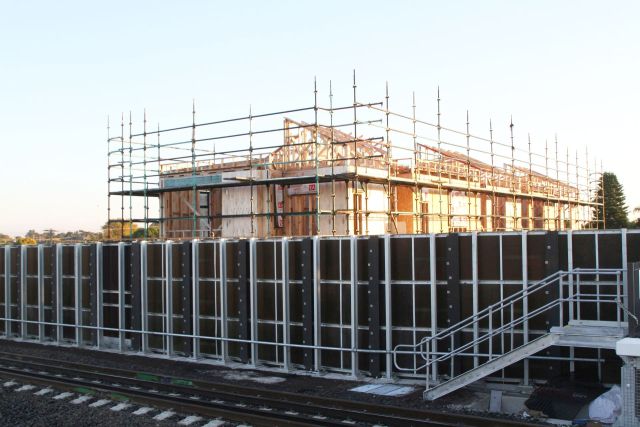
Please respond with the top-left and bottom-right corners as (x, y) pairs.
(423, 334), (559, 401)
(550, 322), (627, 349)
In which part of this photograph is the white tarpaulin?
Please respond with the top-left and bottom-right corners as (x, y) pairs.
(589, 385), (622, 424)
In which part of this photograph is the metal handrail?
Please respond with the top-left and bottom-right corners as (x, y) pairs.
(393, 268), (625, 384)
(617, 298), (639, 324)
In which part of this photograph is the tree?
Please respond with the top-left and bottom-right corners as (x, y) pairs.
(15, 237), (37, 245)
(132, 225), (160, 239)
(631, 206), (640, 229)
(592, 172), (628, 229)
(101, 221), (138, 240)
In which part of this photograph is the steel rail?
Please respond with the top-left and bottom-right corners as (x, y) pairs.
(0, 365), (310, 427)
(0, 351), (540, 427)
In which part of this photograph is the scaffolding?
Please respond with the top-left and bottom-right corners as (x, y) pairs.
(107, 75), (604, 240)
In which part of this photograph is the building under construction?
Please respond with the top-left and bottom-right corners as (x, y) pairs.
(8, 79), (640, 424)
(107, 78), (603, 239)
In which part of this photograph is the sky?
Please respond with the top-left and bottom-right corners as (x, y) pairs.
(0, 1), (639, 236)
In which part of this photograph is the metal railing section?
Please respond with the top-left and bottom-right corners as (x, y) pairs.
(393, 268), (625, 391)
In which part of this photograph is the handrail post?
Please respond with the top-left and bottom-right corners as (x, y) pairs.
(621, 229), (628, 323)
(559, 274), (564, 326)
(627, 263), (640, 337)
(510, 300), (514, 351)
(425, 339), (430, 391)
(450, 334), (454, 379)
(488, 306), (493, 360)
(616, 271), (621, 327)
(576, 272), (581, 321)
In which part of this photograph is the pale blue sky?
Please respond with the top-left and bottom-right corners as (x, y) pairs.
(1, 1), (639, 236)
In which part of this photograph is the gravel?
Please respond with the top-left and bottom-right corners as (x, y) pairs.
(0, 374), (187, 426)
(0, 340), (541, 425)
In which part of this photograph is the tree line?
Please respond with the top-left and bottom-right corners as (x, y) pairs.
(0, 223), (159, 245)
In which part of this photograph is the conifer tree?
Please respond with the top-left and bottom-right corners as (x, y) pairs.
(592, 172), (628, 229)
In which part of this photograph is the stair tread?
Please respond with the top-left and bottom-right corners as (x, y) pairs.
(551, 325), (626, 336)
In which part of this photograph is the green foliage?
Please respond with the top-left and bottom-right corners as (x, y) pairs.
(6, 223), (160, 245)
(15, 237), (37, 245)
(7, 230), (102, 244)
(103, 222), (160, 240)
(131, 225), (160, 239)
(592, 172), (629, 229)
(102, 221), (138, 240)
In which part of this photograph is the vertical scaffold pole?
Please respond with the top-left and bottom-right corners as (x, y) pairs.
(157, 124), (164, 238)
(601, 160), (606, 229)
(107, 116), (111, 240)
(329, 81), (337, 236)
(528, 134), (533, 229)
(466, 111), (472, 231)
(437, 87), (444, 233)
(128, 111), (133, 240)
(566, 147), (571, 228)
(143, 110), (148, 238)
(192, 101), (197, 239)
(353, 70), (358, 181)
(489, 120), (495, 231)
(385, 83), (392, 234)
(555, 136), (560, 229)
(575, 150), (580, 228)
(510, 117), (516, 229)
(586, 147), (590, 229)
(412, 93), (419, 233)
(120, 113), (124, 239)
(545, 140), (549, 230)
(352, 70), (358, 235)
(314, 78), (320, 236)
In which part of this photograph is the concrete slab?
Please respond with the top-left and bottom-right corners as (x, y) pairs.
(349, 384), (414, 396)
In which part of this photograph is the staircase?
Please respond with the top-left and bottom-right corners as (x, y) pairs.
(393, 268), (629, 401)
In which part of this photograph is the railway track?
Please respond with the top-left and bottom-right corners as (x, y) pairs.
(0, 350), (541, 427)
